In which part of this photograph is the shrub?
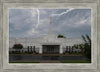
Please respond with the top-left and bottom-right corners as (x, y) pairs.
(13, 44), (23, 49)
(57, 34), (66, 38)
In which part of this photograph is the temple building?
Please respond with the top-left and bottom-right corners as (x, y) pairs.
(9, 16), (84, 54)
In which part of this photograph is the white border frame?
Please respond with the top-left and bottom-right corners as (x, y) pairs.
(2, 3), (97, 70)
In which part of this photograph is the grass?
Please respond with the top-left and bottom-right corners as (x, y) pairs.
(9, 60), (91, 63)
(61, 60), (91, 63)
(9, 61), (39, 63)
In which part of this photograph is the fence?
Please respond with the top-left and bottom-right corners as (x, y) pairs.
(9, 46), (39, 54)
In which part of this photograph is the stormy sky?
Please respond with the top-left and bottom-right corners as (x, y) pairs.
(9, 9), (91, 38)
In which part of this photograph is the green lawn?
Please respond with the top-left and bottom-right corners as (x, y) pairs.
(61, 60), (91, 63)
(9, 60), (91, 63)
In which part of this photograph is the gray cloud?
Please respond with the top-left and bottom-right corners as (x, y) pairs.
(9, 9), (91, 38)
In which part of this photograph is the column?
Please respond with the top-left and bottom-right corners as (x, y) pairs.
(60, 45), (63, 54)
(39, 46), (42, 54)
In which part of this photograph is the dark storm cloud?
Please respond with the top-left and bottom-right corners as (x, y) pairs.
(9, 9), (91, 38)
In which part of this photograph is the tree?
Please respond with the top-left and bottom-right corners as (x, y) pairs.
(78, 44), (84, 53)
(82, 35), (87, 43)
(86, 34), (91, 45)
(73, 44), (78, 49)
(57, 34), (66, 38)
(73, 44), (79, 53)
(13, 44), (23, 53)
(81, 34), (91, 59)
(27, 46), (30, 53)
(82, 34), (91, 44)
(13, 44), (23, 49)
(73, 34), (91, 59)
(71, 46), (74, 53)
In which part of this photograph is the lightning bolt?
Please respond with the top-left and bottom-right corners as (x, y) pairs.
(35, 8), (40, 28)
(35, 8), (74, 28)
(51, 8), (74, 17)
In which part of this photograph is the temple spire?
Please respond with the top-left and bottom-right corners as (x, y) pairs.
(48, 16), (53, 34)
(50, 16), (52, 24)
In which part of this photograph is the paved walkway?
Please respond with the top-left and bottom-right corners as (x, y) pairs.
(10, 53), (83, 56)
(34, 60), (61, 63)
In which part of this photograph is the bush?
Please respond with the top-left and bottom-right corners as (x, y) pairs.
(24, 51), (28, 53)
(13, 44), (23, 49)
(57, 34), (66, 38)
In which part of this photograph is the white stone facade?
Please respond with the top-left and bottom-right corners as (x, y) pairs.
(9, 34), (84, 54)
